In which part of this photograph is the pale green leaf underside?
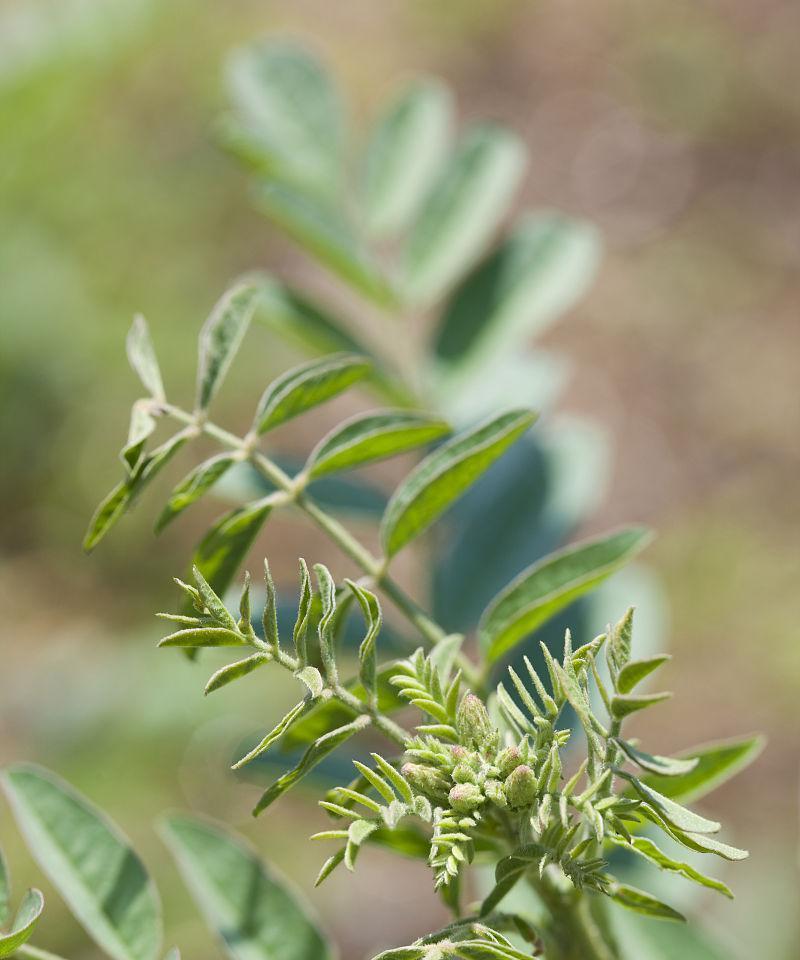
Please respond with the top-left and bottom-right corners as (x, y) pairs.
(225, 39), (343, 198)
(403, 123), (527, 306)
(1, 765), (162, 960)
(479, 526), (653, 663)
(126, 315), (165, 402)
(362, 77), (452, 238)
(160, 814), (331, 960)
(306, 409), (451, 479)
(381, 409), (536, 557)
(196, 281), (262, 412)
(255, 353), (371, 435)
(0, 888), (44, 958)
(610, 836), (732, 899)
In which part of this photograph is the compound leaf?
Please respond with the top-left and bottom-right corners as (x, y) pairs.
(381, 409), (536, 557)
(161, 814), (331, 960)
(1, 764), (162, 960)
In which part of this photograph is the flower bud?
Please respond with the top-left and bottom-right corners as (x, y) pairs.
(483, 778), (508, 808)
(401, 763), (449, 801)
(456, 693), (493, 749)
(503, 764), (538, 808)
(452, 763), (478, 784)
(495, 745), (523, 778)
(448, 782), (484, 813)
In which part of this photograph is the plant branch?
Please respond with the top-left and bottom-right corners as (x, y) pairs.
(161, 402), (481, 688)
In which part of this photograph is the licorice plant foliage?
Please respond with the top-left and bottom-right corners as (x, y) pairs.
(0, 38), (764, 960)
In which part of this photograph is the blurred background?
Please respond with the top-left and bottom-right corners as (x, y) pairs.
(1, 0), (798, 958)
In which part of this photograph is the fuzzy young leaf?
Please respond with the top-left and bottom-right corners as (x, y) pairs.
(434, 212), (600, 367)
(253, 716), (370, 815)
(190, 499), (272, 606)
(205, 653), (269, 694)
(0, 888), (44, 958)
(196, 281), (261, 412)
(639, 735), (765, 805)
(616, 655), (671, 694)
(159, 627), (247, 648)
(161, 814), (332, 960)
(345, 579), (382, 703)
(620, 774), (720, 835)
(126, 315), (165, 402)
(610, 691), (672, 720)
(254, 353), (372, 435)
(83, 430), (192, 552)
(233, 700), (313, 770)
(615, 739), (698, 777)
(156, 453), (237, 532)
(403, 124), (527, 305)
(225, 39), (343, 198)
(121, 400), (157, 473)
(606, 881), (684, 922)
(362, 78), (452, 238)
(610, 836), (732, 899)
(293, 558), (313, 665)
(1, 764), (162, 960)
(381, 409), (536, 557)
(479, 527), (652, 663)
(256, 183), (397, 307)
(306, 410), (451, 479)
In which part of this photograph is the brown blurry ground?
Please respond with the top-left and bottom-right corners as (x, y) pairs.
(0, 1), (798, 958)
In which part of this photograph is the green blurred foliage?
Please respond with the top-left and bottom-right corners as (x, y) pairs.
(0, 1), (798, 958)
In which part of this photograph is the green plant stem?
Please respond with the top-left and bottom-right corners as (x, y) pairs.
(263, 626), (410, 747)
(531, 875), (619, 960)
(162, 402), (481, 689)
(13, 946), (71, 960)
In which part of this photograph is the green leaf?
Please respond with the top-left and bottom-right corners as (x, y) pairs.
(606, 881), (684, 922)
(479, 526), (652, 663)
(362, 78), (452, 238)
(345, 580), (382, 703)
(616, 655), (670, 694)
(609, 836), (732, 899)
(190, 498), (273, 606)
(639, 735), (765, 804)
(254, 353), (371, 435)
(83, 430), (192, 553)
(614, 739), (698, 777)
(121, 400), (157, 473)
(620, 774), (720, 835)
(433, 212), (600, 366)
(255, 183), (396, 307)
(307, 410), (451, 479)
(253, 716), (370, 816)
(1, 764), (162, 960)
(232, 700), (313, 770)
(253, 278), (411, 405)
(126, 315), (165, 402)
(0, 848), (9, 926)
(0, 888), (44, 958)
(295, 666), (324, 699)
(381, 409), (536, 557)
(225, 39), (343, 198)
(371, 949), (426, 960)
(160, 814), (331, 960)
(610, 691), (672, 720)
(205, 653), (269, 695)
(196, 281), (262, 412)
(402, 124), (527, 305)
(158, 627), (247, 648)
(156, 454), (237, 532)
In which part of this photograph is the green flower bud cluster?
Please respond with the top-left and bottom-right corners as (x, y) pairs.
(402, 692), (563, 819)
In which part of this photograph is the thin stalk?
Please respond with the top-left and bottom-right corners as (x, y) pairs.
(530, 874), (619, 960)
(161, 403), (482, 689)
